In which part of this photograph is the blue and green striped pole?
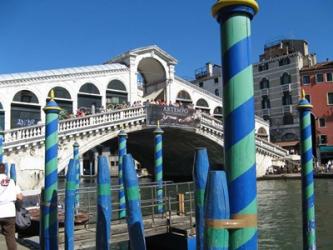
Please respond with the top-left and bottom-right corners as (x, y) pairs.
(73, 142), (80, 213)
(118, 130), (127, 219)
(212, 1), (259, 248)
(123, 154), (146, 250)
(297, 90), (317, 250)
(10, 163), (16, 183)
(65, 159), (76, 250)
(41, 89), (61, 249)
(204, 171), (230, 250)
(193, 148), (209, 250)
(96, 156), (112, 250)
(154, 122), (164, 214)
(0, 134), (3, 163)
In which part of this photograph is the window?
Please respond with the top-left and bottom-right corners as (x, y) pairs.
(214, 78), (219, 84)
(260, 78), (270, 89)
(283, 113), (294, 125)
(263, 115), (270, 121)
(327, 72), (333, 82)
(279, 57), (290, 66)
(199, 82), (204, 88)
(319, 118), (326, 128)
(280, 73), (291, 85)
(305, 95), (311, 103)
(258, 63), (269, 72)
(316, 73), (324, 83)
(319, 135), (328, 144)
(328, 93), (333, 105)
(215, 89), (220, 96)
(261, 95), (270, 109)
(282, 92), (292, 105)
(303, 75), (310, 85)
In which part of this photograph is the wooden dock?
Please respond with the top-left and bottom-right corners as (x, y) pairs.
(16, 213), (194, 249)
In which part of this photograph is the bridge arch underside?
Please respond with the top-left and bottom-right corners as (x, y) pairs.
(107, 128), (224, 180)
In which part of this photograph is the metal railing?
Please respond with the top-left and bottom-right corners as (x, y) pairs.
(52, 181), (195, 226)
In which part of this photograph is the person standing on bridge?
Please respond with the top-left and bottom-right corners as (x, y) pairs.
(0, 163), (23, 250)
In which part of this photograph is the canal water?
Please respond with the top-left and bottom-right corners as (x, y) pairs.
(60, 178), (333, 249)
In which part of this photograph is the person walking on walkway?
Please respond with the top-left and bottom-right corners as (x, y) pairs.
(0, 163), (22, 250)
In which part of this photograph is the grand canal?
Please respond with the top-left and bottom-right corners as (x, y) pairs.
(59, 178), (333, 249)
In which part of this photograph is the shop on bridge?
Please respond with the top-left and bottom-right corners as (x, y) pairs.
(77, 83), (102, 113)
(106, 80), (128, 108)
(11, 90), (41, 128)
(47, 87), (73, 114)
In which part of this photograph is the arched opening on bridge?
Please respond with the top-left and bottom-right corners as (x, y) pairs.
(213, 106), (223, 120)
(47, 87), (73, 114)
(176, 90), (192, 106)
(257, 127), (268, 140)
(137, 58), (167, 99)
(0, 102), (4, 131)
(11, 90), (40, 128)
(104, 127), (224, 180)
(106, 80), (128, 108)
(195, 98), (210, 113)
(78, 83), (102, 113)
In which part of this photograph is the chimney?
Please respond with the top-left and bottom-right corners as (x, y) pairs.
(206, 62), (213, 77)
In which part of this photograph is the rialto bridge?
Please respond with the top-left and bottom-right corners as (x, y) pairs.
(0, 46), (288, 190)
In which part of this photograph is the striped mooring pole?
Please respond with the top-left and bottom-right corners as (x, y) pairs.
(212, 0), (259, 248)
(193, 148), (209, 250)
(73, 142), (80, 213)
(0, 134), (3, 163)
(65, 159), (76, 250)
(123, 154), (146, 250)
(96, 156), (112, 250)
(204, 171), (230, 250)
(10, 163), (16, 183)
(118, 130), (127, 219)
(297, 90), (317, 250)
(41, 89), (61, 249)
(154, 122), (164, 214)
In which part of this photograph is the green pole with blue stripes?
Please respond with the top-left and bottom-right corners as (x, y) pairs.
(297, 90), (317, 250)
(118, 130), (127, 219)
(154, 122), (164, 214)
(41, 89), (61, 249)
(212, 1), (259, 248)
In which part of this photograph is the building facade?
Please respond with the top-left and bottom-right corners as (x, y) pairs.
(301, 61), (333, 161)
(191, 63), (223, 119)
(253, 39), (317, 153)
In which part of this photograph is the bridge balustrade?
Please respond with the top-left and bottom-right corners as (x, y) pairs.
(2, 105), (288, 158)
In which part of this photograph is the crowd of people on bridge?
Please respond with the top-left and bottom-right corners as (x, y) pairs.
(58, 99), (199, 120)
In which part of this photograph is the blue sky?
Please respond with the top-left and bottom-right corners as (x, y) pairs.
(0, 0), (331, 79)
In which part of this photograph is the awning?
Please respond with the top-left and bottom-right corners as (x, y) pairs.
(319, 145), (333, 153)
(275, 140), (299, 147)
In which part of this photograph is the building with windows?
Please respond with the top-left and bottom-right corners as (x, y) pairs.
(253, 39), (317, 153)
(191, 63), (223, 119)
(301, 61), (333, 161)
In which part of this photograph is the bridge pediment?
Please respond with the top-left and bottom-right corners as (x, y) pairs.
(108, 45), (178, 66)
